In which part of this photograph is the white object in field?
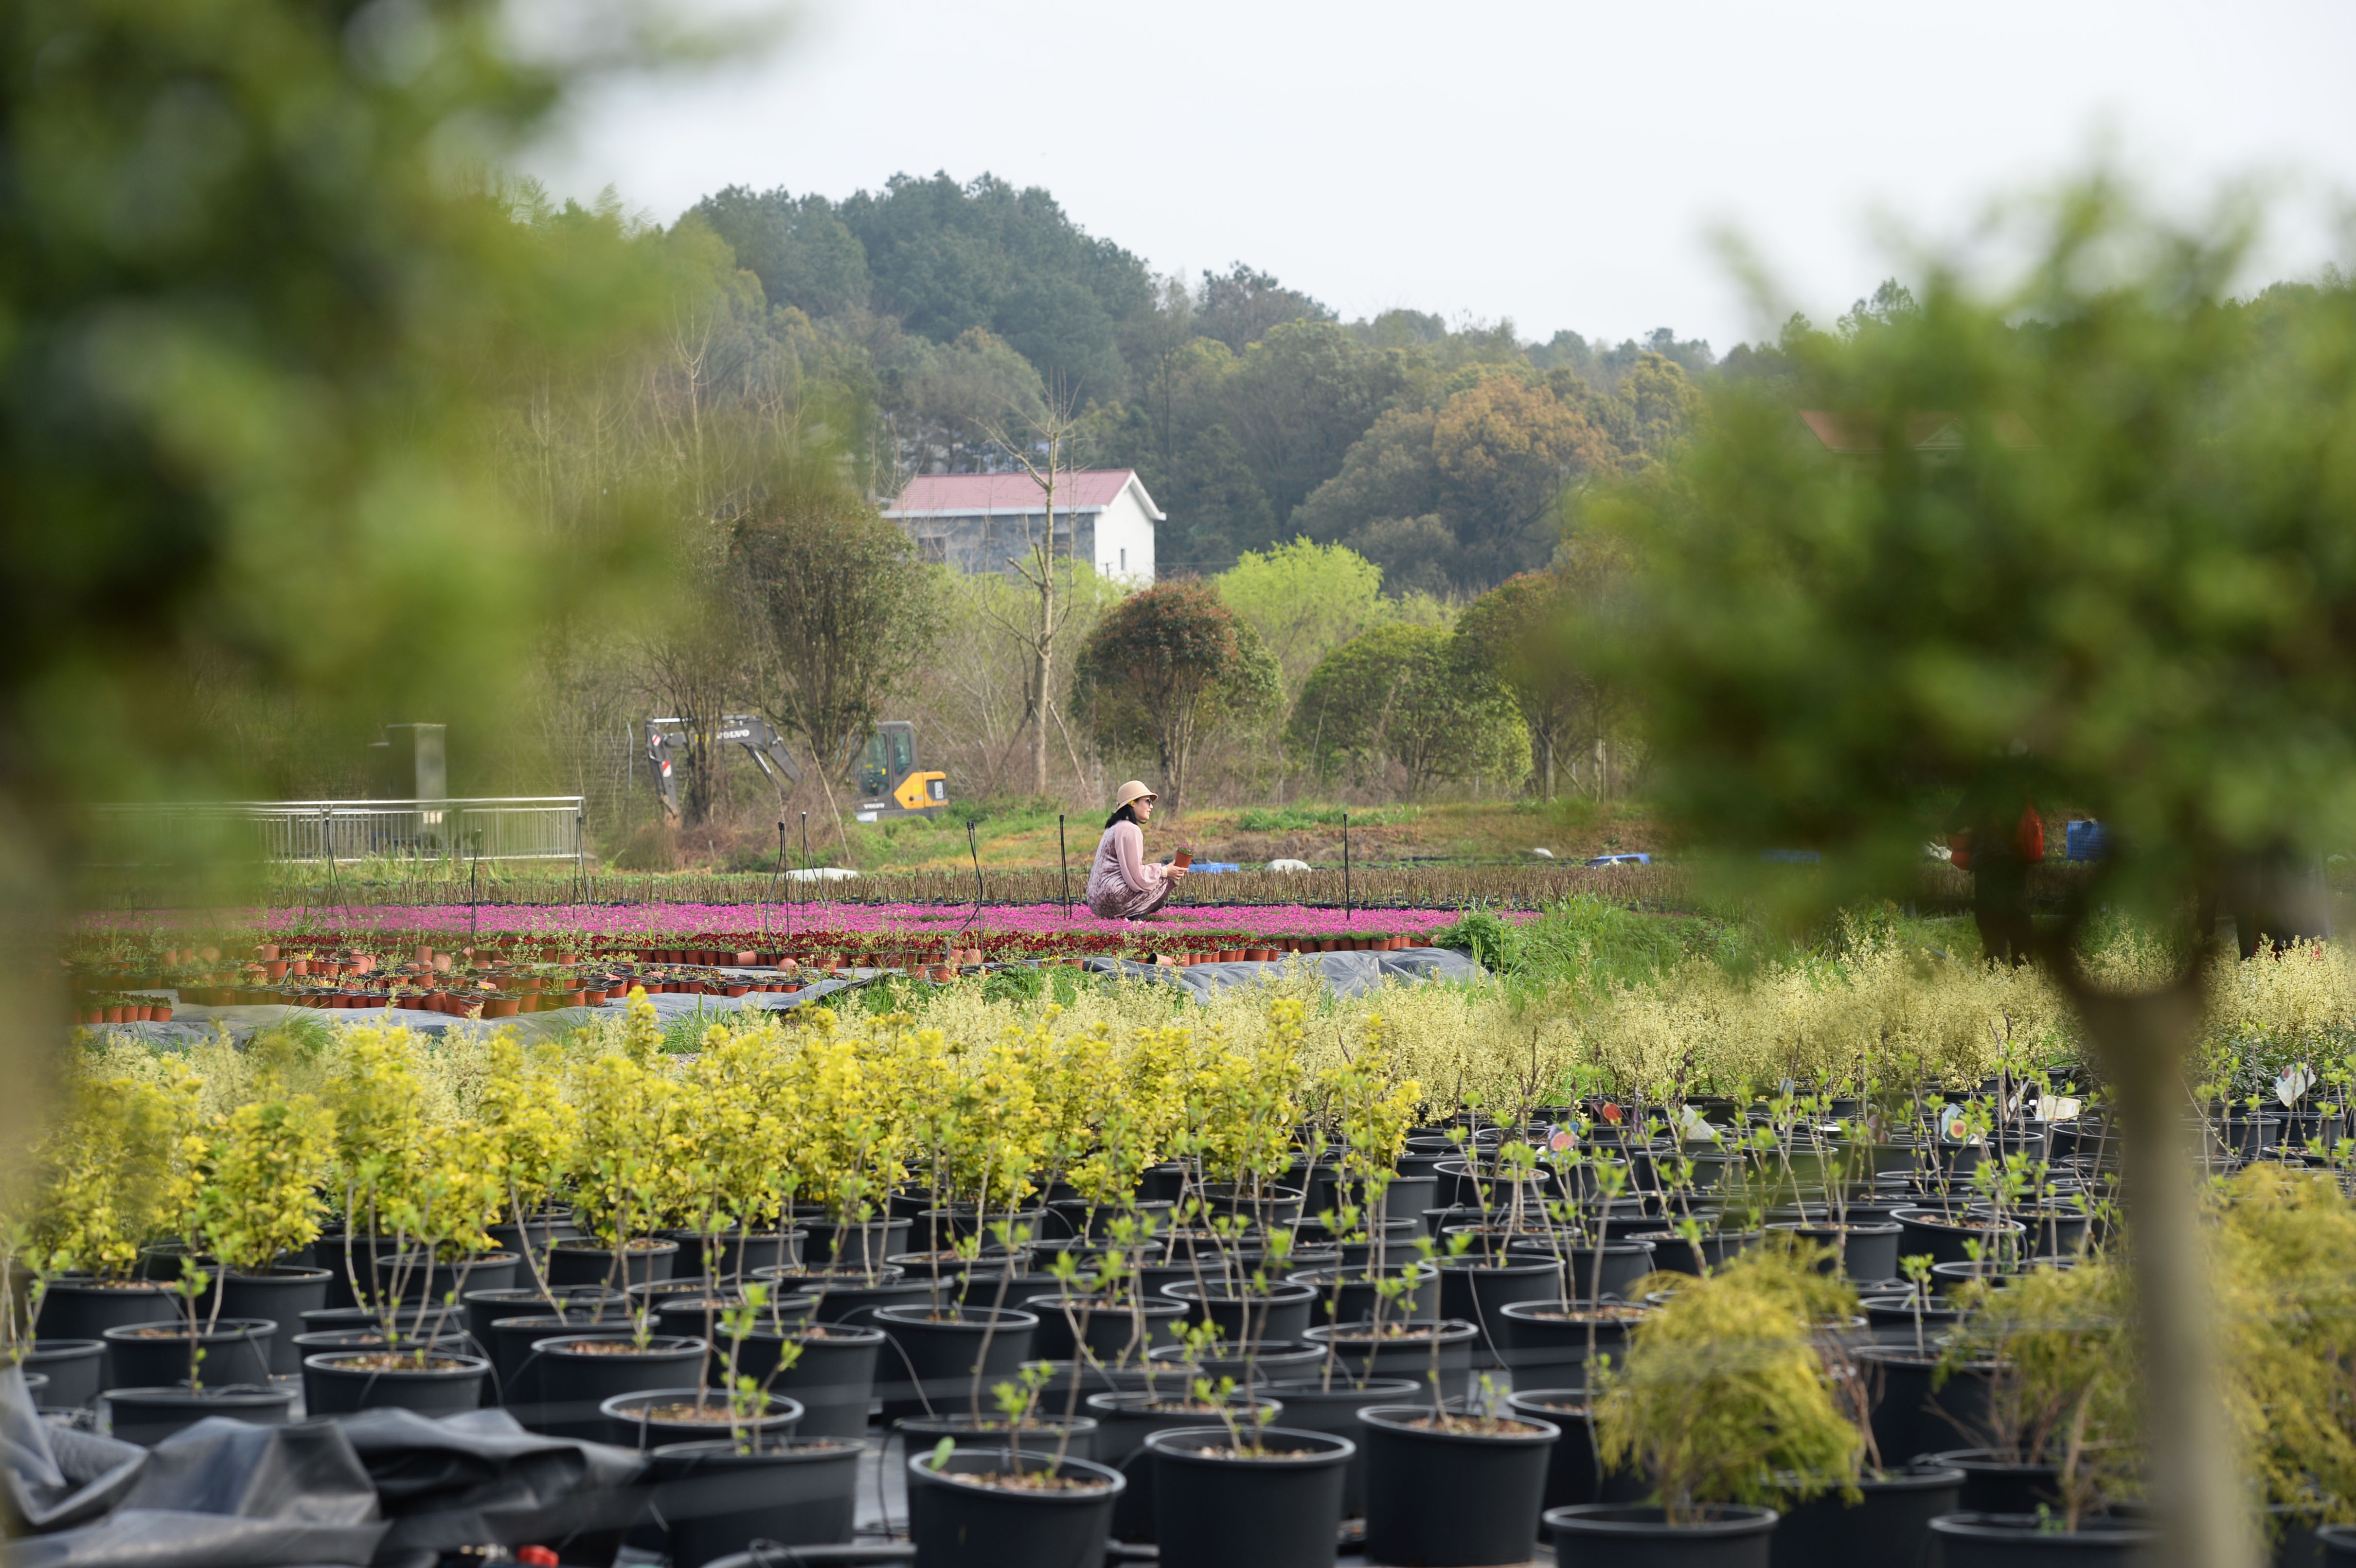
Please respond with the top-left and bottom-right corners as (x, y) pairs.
(855, 811), (877, 822)
(785, 867), (860, 882)
(1924, 840), (1954, 861)
(2277, 1063), (2316, 1106)
(1673, 1104), (1720, 1143)
(2037, 1095), (2084, 1123)
(1530, 847), (1554, 859)
(1266, 858), (1312, 873)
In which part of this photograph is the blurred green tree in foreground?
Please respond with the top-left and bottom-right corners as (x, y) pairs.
(0, 0), (713, 1156)
(1597, 180), (2356, 1568)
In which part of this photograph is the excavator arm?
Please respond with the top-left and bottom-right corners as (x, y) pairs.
(645, 713), (804, 821)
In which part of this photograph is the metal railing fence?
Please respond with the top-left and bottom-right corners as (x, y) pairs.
(81, 798), (586, 865)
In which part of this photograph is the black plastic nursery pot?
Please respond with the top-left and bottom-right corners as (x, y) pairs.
(655, 1290), (820, 1372)
(1358, 1404), (1560, 1567)
(1508, 1238), (1659, 1302)
(649, 1437), (864, 1568)
(749, 1323), (887, 1439)
(1927, 1447), (2066, 1515)
(1494, 1301), (1650, 1384)
(1144, 1337), (1325, 1385)
(486, 1308), (636, 1390)
(292, 1328), (472, 1365)
(526, 1333), (708, 1438)
(545, 1237), (680, 1289)
(799, 1215), (914, 1271)
(195, 1266), (332, 1374)
(101, 1318), (275, 1389)
(1766, 1221), (1903, 1282)
(34, 1279), (180, 1359)
(1435, 1255), (1569, 1365)
(23, 1338), (105, 1409)
(1260, 1376), (1418, 1520)
(1085, 1390), (1286, 1544)
(1854, 1345), (2000, 1463)
(1546, 1503), (1780, 1568)
(753, 1264), (940, 1326)
(657, 1226), (807, 1280)
(1286, 1263), (1442, 1326)
(1859, 1293), (1968, 1349)
(104, 1383), (297, 1446)
(302, 1350), (493, 1415)
(906, 1447), (1124, 1568)
(897, 1411), (1103, 1464)
(871, 1304), (1038, 1422)
(1145, 1425), (1352, 1568)
(1891, 1207), (2027, 1267)
(1768, 1464), (1964, 1567)
(1632, 1227), (1765, 1276)
(1024, 1293), (1187, 1362)
(2316, 1522), (2356, 1563)
(1301, 1318), (1479, 1385)
(1928, 1512), (2162, 1566)
(1507, 1389), (1652, 1514)
(314, 1234), (429, 1309)
(601, 1387), (803, 1449)
(465, 1283), (626, 1348)
(1161, 1280), (1319, 1344)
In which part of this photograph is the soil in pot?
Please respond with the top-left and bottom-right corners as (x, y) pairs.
(1546, 1502), (1780, 1568)
(194, 1266), (332, 1375)
(871, 1305), (1037, 1422)
(1301, 1318), (1479, 1384)
(105, 1383), (297, 1446)
(1891, 1208), (2026, 1268)
(101, 1319), (276, 1390)
(1770, 1462), (1964, 1567)
(1261, 1375), (1418, 1521)
(1359, 1404), (1560, 1566)
(1493, 1300), (1652, 1384)
(602, 1387), (803, 1449)
(650, 1437), (864, 1568)
(303, 1350), (492, 1415)
(485, 1308), (636, 1391)
(1145, 1425), (1352, 1568)
(526, 1334), (708, 1439)
(546, 1237), (680, 1289)
(906, 1447), (1124, 1568)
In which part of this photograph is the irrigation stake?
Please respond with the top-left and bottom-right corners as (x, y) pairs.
(762, 820), (784, 942)
(1342, 810), (1352, 921)
(1058, 814), (1069, 919)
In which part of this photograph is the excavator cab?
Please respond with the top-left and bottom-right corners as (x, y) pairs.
(856, 721), (946, 820)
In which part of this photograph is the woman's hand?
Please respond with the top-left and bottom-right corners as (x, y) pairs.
(1165, 864), (1187, 881)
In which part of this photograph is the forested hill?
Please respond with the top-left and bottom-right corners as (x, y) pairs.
(682, 170), (1746, 592)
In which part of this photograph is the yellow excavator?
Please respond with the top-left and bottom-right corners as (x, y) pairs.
(643, 715), (946, 823)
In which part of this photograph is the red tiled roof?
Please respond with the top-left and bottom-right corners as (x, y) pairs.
(1799, 410), (2040, 453)
(885, 469), (1155, 516)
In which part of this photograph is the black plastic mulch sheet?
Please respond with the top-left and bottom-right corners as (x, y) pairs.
(3, 1364), (649, 1568)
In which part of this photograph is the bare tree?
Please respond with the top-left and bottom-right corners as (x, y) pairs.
(974, 387), (1092, 799)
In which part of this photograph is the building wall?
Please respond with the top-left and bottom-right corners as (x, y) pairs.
(1096, 489), (1156, 583)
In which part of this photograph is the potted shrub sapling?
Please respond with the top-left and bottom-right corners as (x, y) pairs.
(1926, 1256), (2158, 1560)
(477, 1037), (579, 1308)
(21, 1069), (198, 1351)
(1551, 1242), (1863, 1565)
(105, 1093), (332, 1440)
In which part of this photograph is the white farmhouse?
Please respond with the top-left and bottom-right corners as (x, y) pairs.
(882, 469), (1160, 585)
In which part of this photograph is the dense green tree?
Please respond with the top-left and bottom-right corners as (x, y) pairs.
(1286, 624), (1527, 798)
(1456, 570), (1583, 798)
(1195, 263), (1335, 352)
(1215, 538), (1387, 696)
(687, 185), (871, 319)
(1594, 189), (2356, 1568)
(1221, 321), (1409, 532)
(1069, 582), (1280, 812)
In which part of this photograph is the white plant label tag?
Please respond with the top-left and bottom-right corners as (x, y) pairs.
(2276, 1063), (2316, 1107)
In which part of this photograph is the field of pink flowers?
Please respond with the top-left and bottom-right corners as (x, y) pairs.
(244, 901), (1498, 943)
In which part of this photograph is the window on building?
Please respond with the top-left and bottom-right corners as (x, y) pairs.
(1119, 548), (1127, 571)
(917, 536), (947, 565)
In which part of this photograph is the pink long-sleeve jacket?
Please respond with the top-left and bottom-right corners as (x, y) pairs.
(1086, 819), (1176, 920)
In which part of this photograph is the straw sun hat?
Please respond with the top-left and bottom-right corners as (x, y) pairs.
(1111, 780), (1160, 811)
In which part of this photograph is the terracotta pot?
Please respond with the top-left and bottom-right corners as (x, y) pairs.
(928, 965), (953, 982)
(724, 984), (749, 998)
(584, 989), (606, 1006)
(1218, 949), (1243, 963)
(254, 944), (280, 961)
(1255, 948), (1278, 962)
(105, 1006), (125, 1024)
(264, 961), (289, 980)
(153, 1006), (172, 1022)
(488, 998), (520, 1018)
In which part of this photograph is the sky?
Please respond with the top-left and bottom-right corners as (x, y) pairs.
(524, 0), (2356, 354)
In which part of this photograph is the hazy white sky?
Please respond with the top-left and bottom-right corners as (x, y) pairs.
(526, 0), (2356, 352)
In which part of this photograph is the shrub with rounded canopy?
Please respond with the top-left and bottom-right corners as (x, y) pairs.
(1069, 581), (1280, 811)
(1285, 623), (1528, 798)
